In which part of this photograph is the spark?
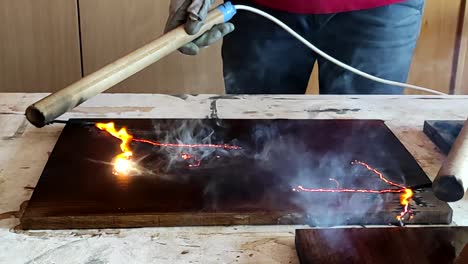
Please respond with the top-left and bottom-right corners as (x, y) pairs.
(294, 160), (414, 224)
(112, 155), (134, 175)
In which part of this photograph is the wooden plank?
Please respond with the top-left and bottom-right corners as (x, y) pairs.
(78, 0), (224, 94)
(0, 0), (82, 92)
(454, 1), (468, 95)
(21, 119), (452, 229)
(423, 120), (465, 154)
(295, 227), (468, 264)
(407, 0), (463, 94)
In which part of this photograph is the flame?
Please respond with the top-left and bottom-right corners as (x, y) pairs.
(397, 188), (414, 222)
(96, 122), (134, 175)
(400, 188), (413, 206)
(294, 160), (414, 224)
(96, 122), (133, 155)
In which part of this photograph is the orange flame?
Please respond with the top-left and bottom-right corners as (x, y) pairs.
(96, 122), (134, 175)
(397, 188), (414, 221)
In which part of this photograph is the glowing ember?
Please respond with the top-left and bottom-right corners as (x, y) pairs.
(181, 153), (192, 160)
(294, 160), (414, 224)
(180, 153), (201, 168)
(189, 159), (201, 168)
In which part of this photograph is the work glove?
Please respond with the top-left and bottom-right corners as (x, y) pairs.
(165, 0), (235, 55)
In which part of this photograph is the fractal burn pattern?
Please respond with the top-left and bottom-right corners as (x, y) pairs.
(293, 160), (413, 224)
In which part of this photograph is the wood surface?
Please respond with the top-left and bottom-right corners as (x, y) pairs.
(295, 227), (468, 264)
(0, 0), (82, 93)
(21, 119), (452, 229)
(1, 94), (468, 262)
(424, 120), (465, 154)
(78, 0), (225, 94)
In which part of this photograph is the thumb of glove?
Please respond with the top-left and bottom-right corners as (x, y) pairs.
(185, 0), (215, 35)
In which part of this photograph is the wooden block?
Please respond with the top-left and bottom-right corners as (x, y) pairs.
(21, 119), (452, 229)
(295, 227), (468, 264)
(424, 120), (464, 154)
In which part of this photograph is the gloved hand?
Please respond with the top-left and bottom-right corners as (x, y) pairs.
(165, 0), (235, 55)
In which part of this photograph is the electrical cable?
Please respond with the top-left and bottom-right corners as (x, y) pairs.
(234, 5), (448, 95)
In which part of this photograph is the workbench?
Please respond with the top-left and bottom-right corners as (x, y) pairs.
(1, 93), (467, 263)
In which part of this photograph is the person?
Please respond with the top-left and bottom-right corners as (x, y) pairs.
(165, 0), (424, 94)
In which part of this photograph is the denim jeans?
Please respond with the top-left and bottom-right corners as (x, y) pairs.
(222, 0), (425, 94)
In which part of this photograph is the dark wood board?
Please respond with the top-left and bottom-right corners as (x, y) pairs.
(424, 120), (464, 155)
(295, 227), (468, 264)
(21, 119), (452, 229)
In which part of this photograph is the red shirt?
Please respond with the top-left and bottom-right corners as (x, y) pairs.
(251, 0), (404, 14)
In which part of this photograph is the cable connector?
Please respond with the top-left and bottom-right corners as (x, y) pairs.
(217, 2), (237, 22)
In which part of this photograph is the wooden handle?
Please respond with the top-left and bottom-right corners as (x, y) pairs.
(25, 8), (226, 127)
(433, 119), (468, 202)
